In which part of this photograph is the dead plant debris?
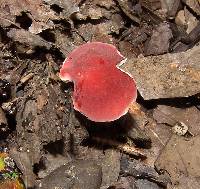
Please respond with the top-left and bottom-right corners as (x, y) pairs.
(0, 0), (200, 188)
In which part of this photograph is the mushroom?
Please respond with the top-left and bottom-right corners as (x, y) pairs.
(60, 42), (137, 122)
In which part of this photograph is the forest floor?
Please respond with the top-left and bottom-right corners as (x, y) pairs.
(0, 0), (200, 189)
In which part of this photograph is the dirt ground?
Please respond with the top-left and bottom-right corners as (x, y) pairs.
(0, 0), (200, 189)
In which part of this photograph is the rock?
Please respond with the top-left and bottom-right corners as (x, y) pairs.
(122, 103), (151, 146)
(38, 160), (102, 189)
(171, 176), (200, 189)
(185, 0), (200, 15)
(153, 105), (200, 136)
(153, 105), (177, 126)
(134, 179), (161, 189)
(144, 22), (172, 55)
(155, 135), (200, 183)
(120, 156), (170, 187)
(101, 149), (121, 188)
(164, 0), (181, 18)
(144, 121), (173, 166)
(126, 125), (151, 147)
(38, 153), (72, 178)
(121, 45), (200, 100)
(175, 10), (186, 27)
(115, 0), (140, 24)
(7, 29), (52, 50)
(184, 7), (198, 34)
(114, 176), (136, 189)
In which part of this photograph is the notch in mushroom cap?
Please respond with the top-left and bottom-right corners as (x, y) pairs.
(60, 42), (137, 122)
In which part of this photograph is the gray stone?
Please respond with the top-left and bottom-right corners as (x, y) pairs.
(185, 7), (198, 34)
(153, 105), (200, 136)
(145, 23), (172, 56)
(38, 154), (72, 178)
(120, 157), (169, 187)
(121, 45), (200, 100)
(101, 149), (121, 188)
(155, 135), (200, 183)
(38, 160), (102, 189)
(165, 0), (181, 18)
(175, 10), (186, 27)
(185, 0), (200, 15)
(135, 179), (161, 189)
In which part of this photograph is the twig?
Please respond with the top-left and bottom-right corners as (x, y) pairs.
(91, 136), (147, 158)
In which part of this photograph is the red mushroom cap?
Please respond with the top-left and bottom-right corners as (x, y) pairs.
(60, 42), (137, 122)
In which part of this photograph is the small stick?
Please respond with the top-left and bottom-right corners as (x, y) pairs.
(91, 136), (147, 158)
